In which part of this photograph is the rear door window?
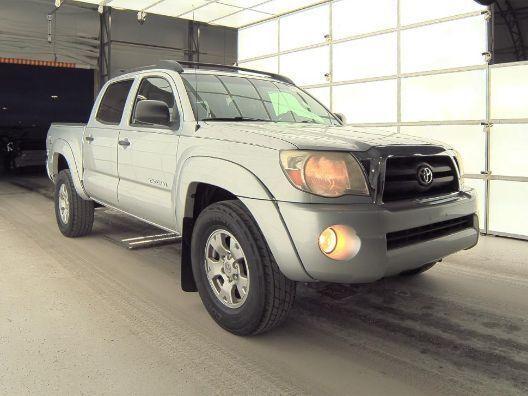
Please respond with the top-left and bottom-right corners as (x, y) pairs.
(96, 80), (133, 125)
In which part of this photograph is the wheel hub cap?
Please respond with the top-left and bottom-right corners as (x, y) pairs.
(224, 261), (232, 275)
(58, 184), (70, 224)
(204, 230), (250, 309)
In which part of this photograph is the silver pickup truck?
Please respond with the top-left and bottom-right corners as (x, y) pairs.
(46, 60), (479, 335)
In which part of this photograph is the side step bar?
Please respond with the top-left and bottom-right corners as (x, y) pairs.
(108, 232), (182, 250)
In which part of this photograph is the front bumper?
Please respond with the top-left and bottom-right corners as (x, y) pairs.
(277, 190), (479, 283)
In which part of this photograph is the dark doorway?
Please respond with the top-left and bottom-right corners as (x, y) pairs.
(0, 63), (94, 174)
(487, 0), (528, 64)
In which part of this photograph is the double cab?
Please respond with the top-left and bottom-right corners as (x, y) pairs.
(46, 60), (479, 335)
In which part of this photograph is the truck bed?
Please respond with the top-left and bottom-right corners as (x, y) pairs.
(46, 123), (86, 181)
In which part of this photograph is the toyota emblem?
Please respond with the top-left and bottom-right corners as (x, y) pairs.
(417, 164), (434, 186)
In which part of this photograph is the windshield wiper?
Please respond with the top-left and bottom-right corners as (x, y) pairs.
(201, 117), (272, 122)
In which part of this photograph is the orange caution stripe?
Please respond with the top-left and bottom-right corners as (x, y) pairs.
(0, 57), (76, 68)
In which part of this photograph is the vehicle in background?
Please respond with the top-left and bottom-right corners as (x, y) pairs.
(1, 128), (47, 172)
(46, 61), (479, 335)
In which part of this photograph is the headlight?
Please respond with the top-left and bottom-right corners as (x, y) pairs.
(280, 150), (370, 197)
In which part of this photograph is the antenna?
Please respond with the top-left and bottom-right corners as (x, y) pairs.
(193, 10), (200, 132)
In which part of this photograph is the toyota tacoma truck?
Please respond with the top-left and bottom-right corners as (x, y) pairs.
(46, 60), (479, 335)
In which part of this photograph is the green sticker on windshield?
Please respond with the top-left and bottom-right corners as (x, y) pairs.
(269, 92), (324, 123)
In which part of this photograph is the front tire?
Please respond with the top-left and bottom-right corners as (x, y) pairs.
(54, 169), (94, 237)
(191, 200), (296, 335)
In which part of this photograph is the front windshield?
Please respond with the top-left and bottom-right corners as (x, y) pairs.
(181, 73), (340, 126)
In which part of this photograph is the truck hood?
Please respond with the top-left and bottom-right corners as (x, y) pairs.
(201, 122), (444, 151)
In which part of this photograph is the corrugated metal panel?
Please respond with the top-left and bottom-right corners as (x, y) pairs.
(0, 0), (99, 67)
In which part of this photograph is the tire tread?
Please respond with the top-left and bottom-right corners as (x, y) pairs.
(55, 170), (94, 237)
(213, 200), (296, 335)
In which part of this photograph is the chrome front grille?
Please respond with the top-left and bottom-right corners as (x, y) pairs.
(383, 155), (459, 202)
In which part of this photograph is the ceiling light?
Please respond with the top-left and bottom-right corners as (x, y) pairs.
(180, 3), (240, 23)
(212, 9), (270, 27)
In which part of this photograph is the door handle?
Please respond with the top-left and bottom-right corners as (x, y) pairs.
(118, 138), (131, 147)
(85, 135), (94, 142)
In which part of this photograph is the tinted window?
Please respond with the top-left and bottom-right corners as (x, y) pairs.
(96, 80), (133, 124)
(130, 77), (178, 128)
(181, 73), (339, 126)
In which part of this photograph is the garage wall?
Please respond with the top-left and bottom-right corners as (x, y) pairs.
(0, 0), (99, 66)
(0, 0), (237, 76)
(238, 0), (528, 239)
(109, 10), (237, 76)
(486, 62), (528, 238)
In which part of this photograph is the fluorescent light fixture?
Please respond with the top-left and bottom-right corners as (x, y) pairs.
(108, 0), (156, 11)
(253, 0), (320, 15)
(180, 2), (241, 23)
(221, 0), (266, 7)
(145, 0), (211, 17)
(72, 0), (314, 27)
(212, 9), (271, 27)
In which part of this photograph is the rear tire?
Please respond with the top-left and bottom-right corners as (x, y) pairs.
(191, 200), (296, 335)
(54, 169), (94, 237)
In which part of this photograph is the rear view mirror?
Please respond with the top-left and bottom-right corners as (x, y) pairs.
(134, 100), (170, 127)
(334, 112), (347, 124)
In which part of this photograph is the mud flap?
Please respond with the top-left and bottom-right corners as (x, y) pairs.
(181, 217), (197, 292)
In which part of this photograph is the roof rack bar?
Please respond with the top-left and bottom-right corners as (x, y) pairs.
(118, 60), (184, 76)
(119, 60), (295, 85)
(158, 60), (184, 73)
(175, 60), (295, 85)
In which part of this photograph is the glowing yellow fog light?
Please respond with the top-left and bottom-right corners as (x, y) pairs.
(319, 225), (361, 261)
(319, 227), (338, 254)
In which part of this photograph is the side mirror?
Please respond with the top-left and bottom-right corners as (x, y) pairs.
(334, 112), (347, 124)
(134, 100), (170, 127)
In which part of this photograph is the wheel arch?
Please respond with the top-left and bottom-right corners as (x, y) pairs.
(174, 156), (274, 231)
(50, 139), (90, 200)
(175, 156), (312, 292)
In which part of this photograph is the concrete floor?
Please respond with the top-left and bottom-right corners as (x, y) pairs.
(0, 176), (527, 395)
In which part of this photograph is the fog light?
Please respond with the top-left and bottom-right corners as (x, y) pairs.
(319, 225), (361, 261)
(319, 227), (338, 254)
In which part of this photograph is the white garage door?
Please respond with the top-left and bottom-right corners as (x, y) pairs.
(238, 0), (528, 239)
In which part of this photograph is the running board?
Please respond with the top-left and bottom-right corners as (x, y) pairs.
(107, 232), (182, 250)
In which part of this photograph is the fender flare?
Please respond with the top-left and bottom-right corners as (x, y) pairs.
(174, 156), (272, 231)
(174, 156), (312, 291)
(50, 139), (90, 200)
